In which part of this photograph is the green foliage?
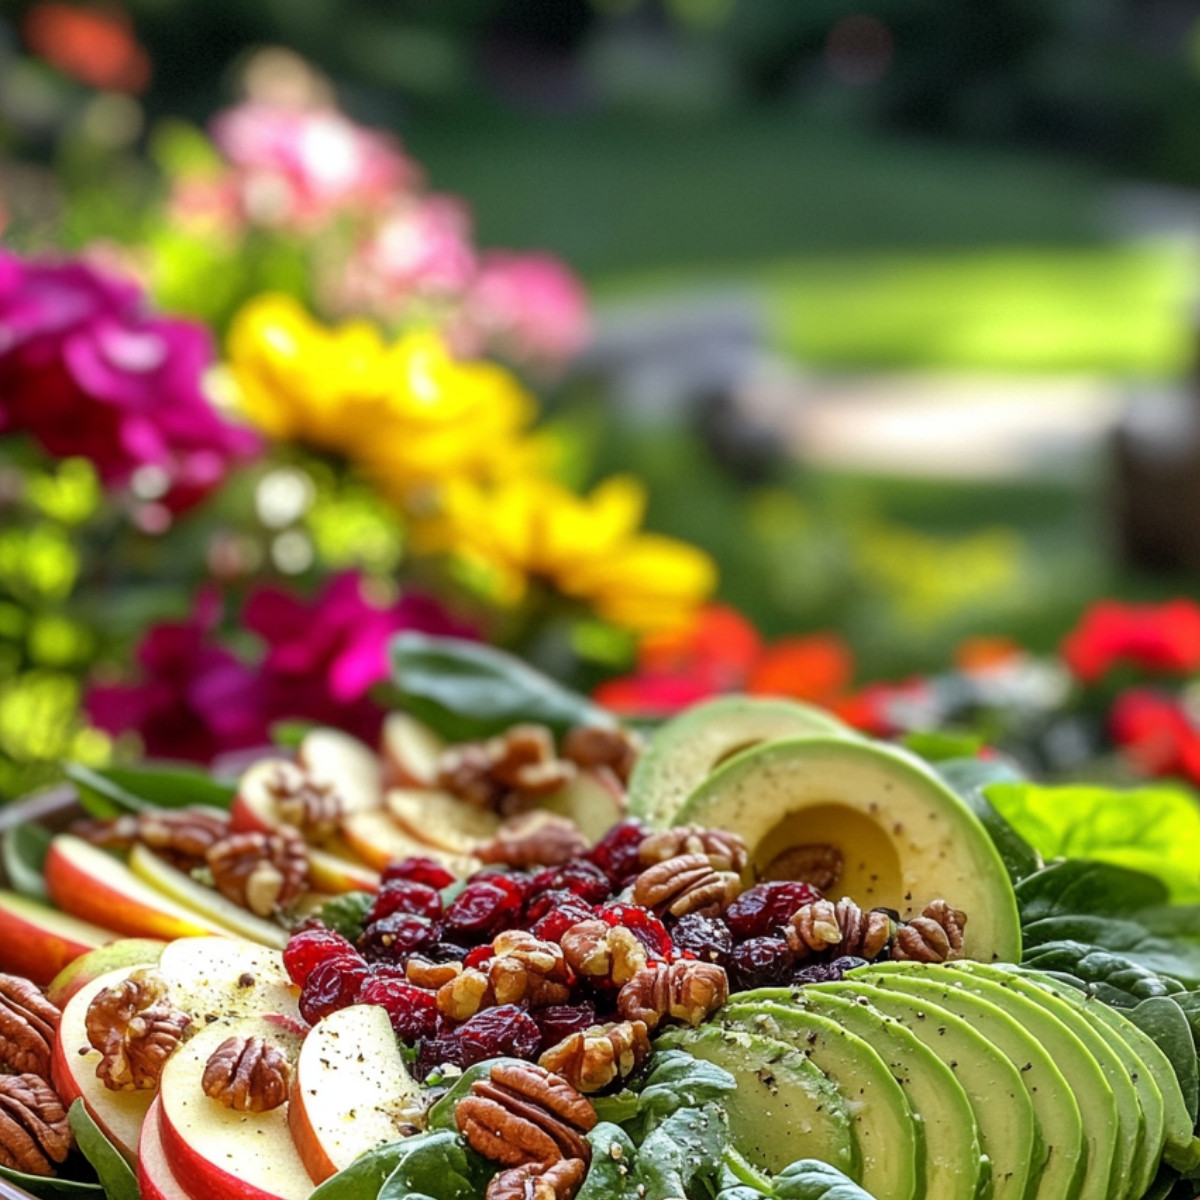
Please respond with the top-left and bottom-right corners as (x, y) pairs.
(67, 1099), (139, 1200)
(2, 823), (53, 902)
(66, 763), (236, 817)
(315, 891), (374, 941)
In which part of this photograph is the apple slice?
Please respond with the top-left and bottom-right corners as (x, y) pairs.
(340, 810), (479, 876)
(158, 1016), (312, 1200)
(52, 966), (159, 1159)
(289, 1003), (422, 1183)
(44, 835), (237, 941)
(381, 713), (444, 789)
(298, 728), (382, 814)
(157, 937), (301, 1028)
(386, 788), (501, 854)
(127, 844), (288, 949)
(0, 889), (118, 985)
(46, 938), (165, 1008)
(540, 769), (625, 844)
(139, 1098), (192, 1200)
(307, 845), (380, 894)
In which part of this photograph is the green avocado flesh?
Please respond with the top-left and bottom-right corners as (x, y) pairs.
(675, 736), (1022, 962)
(653, 1025), (857, 1178)
(701, 1004), (921, 1200)
(810, 979), (1040, 1200)
(859, 965), (1115, 1200)
(949, 962), (1160, 1200)
(626, 694), (850, 829)
(721, 990), (984, 1200)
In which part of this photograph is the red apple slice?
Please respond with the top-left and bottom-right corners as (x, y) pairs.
(138, 1098), (192, 1200)
(288, 1003), (422, 1183)
(46, 938), (165, 1009)
(385, 788), (500, 854)
(158, 1016), (311, 1200)
(157, 937), (301, 1028)
(298, 728), (382, 814)
(307, 845), (380, 894)
(0, 889), (118, 985)
(381, 713), (444, 789)
(44, 836), (235, 941)
(340, 810), (479, 876)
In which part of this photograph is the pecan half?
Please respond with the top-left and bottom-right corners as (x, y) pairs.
(561, 725), (642, 786)
(617, 961), (728, 1030)
(478, 812), (590, 869)
(487, 1158), (587, 1200)
(85, 968), (191, 1091)
(631, 853), (741, 919)
(638, 826), (747, 874)
(263, 762), (344, 843)
(0, 1075), (72, 1176)
(456, 1062), (597, 1169)
(787, 897), (894, 960)
(206, 828), (308, 917)
(559, 921), (646, 988)
(760, 843), (844, 891)
(891, 900), (967, 963)
(538, 1021), (650, 1093)
(201, 1035), (290, 1112)
(0, 976), (59, 1079)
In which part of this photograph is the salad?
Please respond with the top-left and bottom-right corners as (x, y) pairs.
(0, 633), (1198, 1200)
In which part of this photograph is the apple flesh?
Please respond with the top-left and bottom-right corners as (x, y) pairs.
(340, 809), (479, 876)
(298, 727), (382, 814)
(385, 788), (500, 855)
(381, 713), (444, 789)
(288, 1003), (422, 1183)
(158, 1016), (312, 1200)
(156, 937), (301, 1028)
(138, 1098), (192, 1200)
(541, 769), (626, 843)
(46, 938), (165, 1009)
(0, 889), (118, 986)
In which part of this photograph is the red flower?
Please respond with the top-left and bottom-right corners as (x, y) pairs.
(1108, 689), (1200, 781)
(22, 3), (151, 94)
(832, 678), (933, 738)
(1061, 599), (1200, 684)
(745, 634), (853, 705)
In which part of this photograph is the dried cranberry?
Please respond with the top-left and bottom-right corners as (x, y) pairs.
(669, 913), (733, 967)
(528, 861), (612, 906)
(424, 942), (470, 965)
(283, 928), (361, 987)
(359, 913), (440, 962)
(530, 893), (596, 943)
(587, 821), (647, 887)
(443, 877), (524, 941)
(473, 868), (535, 903)
(725, 882), (821, 941)
(791, 955), (869, 986)
(464, 945), (495, 970)
(525, 888), (591, 927)
(456, 1005), (542, 1066)
(728, 937), (795, 993)
(299, 956), (370, 1024)
(381, 857), (456, 891)
(413, 1033), (465, 1081)
(535, 1002), (597, 1051)
(357, 976), (439, 1042)
(367, 880), (443, 924)
(596, 903), (673, 959)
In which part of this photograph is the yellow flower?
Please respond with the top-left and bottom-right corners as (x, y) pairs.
(227, 294), (537, 503)
(432, 474), (717, 633)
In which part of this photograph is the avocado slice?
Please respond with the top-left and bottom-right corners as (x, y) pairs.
(858, 966), (1103, 1200)
(808, 979), (1039, 1200)
(721, 990), (984, 1200)
(950, 961), (1162, 1200)
(627, 695), (852, 829)
(675, 1005), (920, 1200)
(675, 736), (1022, 962)
(651, 1025), (858, 1178)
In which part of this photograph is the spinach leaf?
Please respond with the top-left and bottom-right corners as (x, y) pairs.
(1126, 997), (1200, 1127)
(310, 1140), (416, 1200)
(635, 1103), (729, 1200)
(391, 634), (610, 741)
(1015, 859), (1169, 924)
(66, 763), (235, 816)
(426, 1059), (528, 1132)
(0, 1164), (102, 1200)
(315, 892), (373, 941)
(1020, 941), (1185, 1007)
(632, 1049), (737, 1132)
(2, 823), (53, 901)
(67, 1100), (138, 1200)
(773, 1159), (881, 1200)
(576, 1124), (640, 1200)
(1020, 916), (1200, 986)
(377, 1130), (485, 1200)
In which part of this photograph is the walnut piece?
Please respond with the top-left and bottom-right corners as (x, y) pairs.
(638, 825), (747, 874)
(263, 761), (344, 843)
(0, 1074), (72, 1177)
(559, 921), (647, 988)
(785, 899), (842, 954)
(538, 1021), (650, 1093)
(437, 969), (493, 1022)
(438, 932), (570, 1019)
(631, 853), (741, 919)
(456, 1062), (596, 1169)
(406, 959), (463, 990)
(206, 828), (308, 916)
(437, 725), (576, 815)
(891, 900), (967, 963)
(201, 1035), (290, 1112)
(561, 725), (642, 786)
(0, 975), (60, 1079)
(85, 968), (191, 1091)
(617, 961), (728, 1030)
(787, 897), (894, 960)
(478, 812), (590, 869)
(487, 1158), (587, 1200)
(136, 808), (232, 868)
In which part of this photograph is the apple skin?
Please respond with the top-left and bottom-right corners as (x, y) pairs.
(138, 1098), (193, 1200)
(288, 1003), (422, 1183)
(45, 938), (165, 1008)
(43, 835), (233, 941)
(158, 1016), (311, 1200)
(0, 889), (118, 986)
(381, 712), (444, 790)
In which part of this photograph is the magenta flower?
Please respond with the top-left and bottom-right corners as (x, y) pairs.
(210, 102), (417, 230)
(0, 250), (260, 510)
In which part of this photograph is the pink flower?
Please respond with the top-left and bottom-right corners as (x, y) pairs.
(451, 251), (592, 370)
(1061, 599), (1200, 684)
(0, 251), (260, 510)
(210, 102), (417, 230)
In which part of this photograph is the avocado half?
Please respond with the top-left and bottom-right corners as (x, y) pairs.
(627, 695), (853, 830)
(675, 735), (1022, 963)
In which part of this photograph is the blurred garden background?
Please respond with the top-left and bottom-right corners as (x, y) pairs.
(4, 0), (1200, 799)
